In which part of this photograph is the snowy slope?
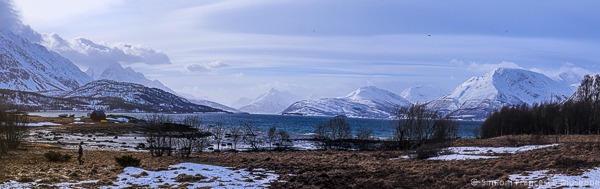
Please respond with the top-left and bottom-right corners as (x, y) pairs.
(238, 88), (301, 114)
(400, 85), (447, 103)
(231, 97), (254, 109)
(189, 99), (242, 113)
(557, 70), (584, 90)
(94, 65), (176, 94)
(61, 80), (223, 113)
(427, 68), (574, 120)
(42, 34), (176, 94)
(282, 86), (412, 119)
(0, 29), (91, 92)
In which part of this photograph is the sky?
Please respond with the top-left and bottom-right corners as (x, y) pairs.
(10, 0), (600, 105)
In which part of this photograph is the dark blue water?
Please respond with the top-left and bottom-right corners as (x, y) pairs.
(30, 111), (482, 138)
(116, 113), (482, 139)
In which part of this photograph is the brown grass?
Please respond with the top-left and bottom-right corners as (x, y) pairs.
(4, 118), (600, 188)
(4, 141), (598, 188)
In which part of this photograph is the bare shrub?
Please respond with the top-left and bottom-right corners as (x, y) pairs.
(393, 104), (458, 149)
(144, 114), (209, 157)
(356, 128), (374, 150)
(0, 99), (28, 156)
(44, 151), (72, 162)
(276, 130), (293, 149)
(267, 126), (277, 149)
(115, 155), (141, 167)
(315, 116), (352, 150)
(176, 116), (211, 158)
(144, 114), (174, 157)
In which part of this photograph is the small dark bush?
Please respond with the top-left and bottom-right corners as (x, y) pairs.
(415, 145), (449, 160)
(115, 155), (141, 167)
(174, 173), (207, 182)
(43, 151), (72, 162)
(17, 177), (34, 183)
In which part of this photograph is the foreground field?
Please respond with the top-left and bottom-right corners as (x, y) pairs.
(2, 119), (600, 188)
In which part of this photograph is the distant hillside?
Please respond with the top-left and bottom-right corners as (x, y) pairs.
(1, 80), (226, 113)
(283, 86), (412, 119)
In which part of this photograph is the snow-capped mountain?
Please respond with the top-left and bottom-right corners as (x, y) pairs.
(42, 34), (176, 94)
(231, 97), (254, 109)
(188, 99), (242, 114)
(61, 80), (223, 113)
(400, 85), (447, 103)
(0, 29), (91, 92)
(282, 86), (412, 119)
(427, 68), (574, 120)
(557, 70), (584, 89)
(0, 89), (89, 110)
(91, 65), (176, 94)
(238, 88), (301, 114)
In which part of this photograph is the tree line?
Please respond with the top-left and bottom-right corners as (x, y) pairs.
(314, 104), (459, 151)
(480, 75), (600, 138)
(142, 114), (295, 158)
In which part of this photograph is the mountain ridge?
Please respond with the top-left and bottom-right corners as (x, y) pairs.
(426, 68), (574, 120)
(282, 86), (412, 119)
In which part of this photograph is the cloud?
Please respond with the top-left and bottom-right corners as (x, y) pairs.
(0, 0), (41, 42)
(41, 33), (171, 78)
(0, 0), (21, 30)
(186, 61), (230, 72)
(232, 72), (245, 78)
(467, 61), (522, 73)
(531, 64), (592, 81)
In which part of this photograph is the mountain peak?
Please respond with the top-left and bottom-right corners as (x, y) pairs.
(283, 86), (412, 119)
(400, 85), (447, 103)
(427, 68), (574, 120)
(345, 86), (399, 101)
(238, 88), (301, 114)
(0, 29), (91, 92)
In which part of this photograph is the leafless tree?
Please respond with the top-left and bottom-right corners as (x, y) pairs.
(144, 114), (175, 157)
(211, 122), (226, 151)
(241, 121), (262, 151)
(175, 115), (210, 158)
(314, 116), (352, 149)
(0, 99), (28, 156)
(393, 104), (458, 148)
(276, 130), (292, 148)
(230, 125), (243, 150)
(267, 126), (277, 149)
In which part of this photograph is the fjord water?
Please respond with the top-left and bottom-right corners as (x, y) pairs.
(30, 111), (482, 138)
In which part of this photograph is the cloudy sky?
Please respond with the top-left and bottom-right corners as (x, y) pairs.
(12, 0), (600, 105)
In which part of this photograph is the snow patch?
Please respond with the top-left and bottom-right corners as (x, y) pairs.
(428, 154), (497, 161)
(448, 144), (558, 155)
(24, 122), (62, 127)
(103, 163), (279, 188)
(389, 144), (558, 161)
(481, 167), (600, 188)
(0, 180), (99, 188)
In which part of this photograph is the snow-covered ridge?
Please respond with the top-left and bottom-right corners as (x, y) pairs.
(0, 29), (91, 92)
(282, 86), (412, 119)
(189, 99), (242, 114)
(238, 88), (301, 114)
(400, 85), (447, 103)
(59, 80), (223, 113)
(427, 68), (574, 120)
